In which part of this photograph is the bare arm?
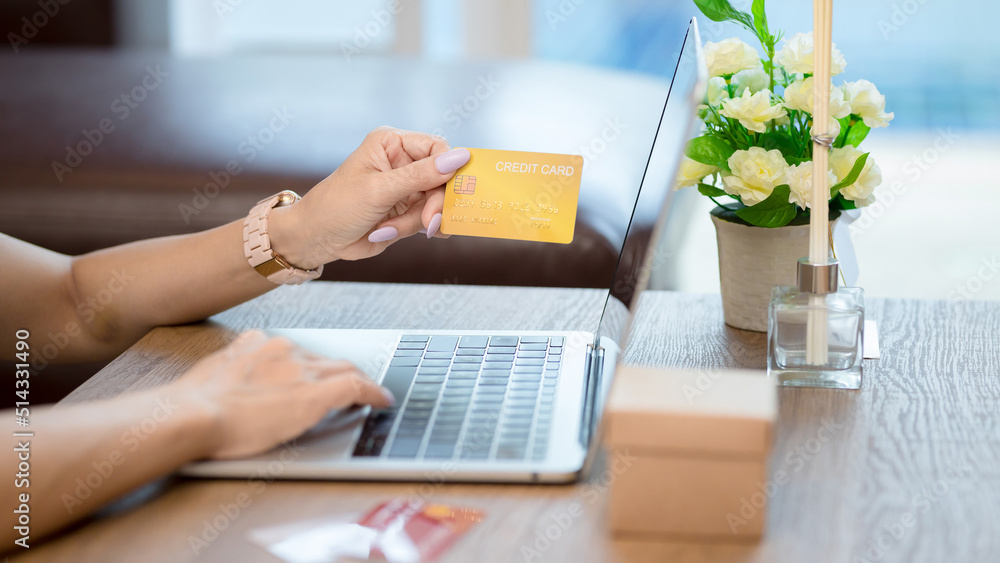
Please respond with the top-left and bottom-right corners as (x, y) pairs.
(0, 128), (469, 364)
(2, 332), (393, 548)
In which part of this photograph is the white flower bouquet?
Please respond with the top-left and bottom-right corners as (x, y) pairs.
(677, 0), (894, 227)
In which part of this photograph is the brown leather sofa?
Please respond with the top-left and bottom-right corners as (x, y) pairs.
(0, 50), (670, 401)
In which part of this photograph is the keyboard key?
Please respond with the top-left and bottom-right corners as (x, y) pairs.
(544, 370), (559, 379)
(393, 350), (422, 357)
(518, 343), (547, 351)
(427, 336), (459, 352)
(400, 335), (430, 342)
(380, 366), (417, 403)
(424, 351), (454, 360)
(502, 418), (533, 429)
(479, 377), (509, 386)
(548, 347), (563, 356)
(453, 356), (483, 364)
(450, 363), (481, 371)
(515, 359), (545, 367)
(550, 337), (565, 346)
(389, 356), (421, 367)
(443, 386), (474, 396)
(514, 366), (543, 374)
(541, 387), (557, 396)
(447, 373), (477, 382)
(459, 336), (489, 348)
(490, 336), (519, 347)
(481, 369), (511, 378)
(421, 359), (451, 367)
(475, 386), (506, 394)
(406, 397), (438, 407)
(511, 374), (541, 382)
(456, 348), (486, 356)
(488, 346), (516, 354)
(496, 446), (527, 460)
(519, 336), (548, 344)
(432, 422), (464, 433)
(424, 444), (456, 458)
(397, 341), (428, 350)
(508, 391), (539, 400)
(483, 362), (513, 370)
(414, 375), (445, 385)
(473, 394), (504, 403)
(445, 379), (476, 388)
(388, 438), (422, 457)
(485, 354), (515, 362)
(417, 367), (448, 376)
(516, 351), (546, 359)
(543, 379), (558, 387)
(505, 398), (537, 408)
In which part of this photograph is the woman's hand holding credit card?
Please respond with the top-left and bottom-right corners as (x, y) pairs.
(441, 148), (583, 244)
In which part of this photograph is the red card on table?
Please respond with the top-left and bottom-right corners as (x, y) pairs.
(358, 499), (484, 562)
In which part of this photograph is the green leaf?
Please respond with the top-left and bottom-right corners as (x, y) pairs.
(685, 135), (736, 172)
(783, 155), (811, 165)
(698, 183), (728, 197)
(692, 0), (755, 32)
(734, 185), (798, 228)
(833, 116), (851, 148)
(830, 152), (869, 196)
(844, 120), (871, 148)
(832, 193), (857, 210)
(751, 0), (772, 49)
(756, 131), (797, 157)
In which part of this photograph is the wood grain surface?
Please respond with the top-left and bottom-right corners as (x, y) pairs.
(17, 283), (1000, 563)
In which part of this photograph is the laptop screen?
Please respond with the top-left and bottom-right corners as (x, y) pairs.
(595, 19), (707, 349)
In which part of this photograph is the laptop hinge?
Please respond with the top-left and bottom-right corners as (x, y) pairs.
(579, 344), (605, 447)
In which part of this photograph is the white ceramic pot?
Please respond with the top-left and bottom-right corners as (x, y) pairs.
(711, 212), (837, 332)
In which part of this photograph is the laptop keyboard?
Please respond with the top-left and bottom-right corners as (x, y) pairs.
(352, 335), (563, 462)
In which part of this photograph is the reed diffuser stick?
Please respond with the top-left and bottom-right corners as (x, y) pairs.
(807, 0), (833, 365)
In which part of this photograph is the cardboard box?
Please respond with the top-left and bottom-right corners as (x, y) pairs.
(603, 366), (776, 540)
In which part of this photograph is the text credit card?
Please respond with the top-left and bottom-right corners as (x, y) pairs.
(441, 148), (583, 244)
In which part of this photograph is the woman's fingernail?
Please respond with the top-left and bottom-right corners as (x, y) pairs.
(381, 388), (396, 406)
(418, 228), (427, 234)
(435, 148), (471, 174)
(426, 213), (442, 238)
(368, 226), (398, 243)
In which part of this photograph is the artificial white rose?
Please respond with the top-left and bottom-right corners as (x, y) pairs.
(731, 68), (770, 95)
(785, 161), (838, 209)
(782, 77), (851, 118)
(704, 38), (763, 77)
(720, 89), (787, 133)
(841, 79), (895, 128)
(830, 146), (881, 206)
(782, 77), (851, 137)
(674, 156), (719, 190)
(706, 76), (729, 106)
(722, 147), (789, 205)
(774, 32), (847, 76)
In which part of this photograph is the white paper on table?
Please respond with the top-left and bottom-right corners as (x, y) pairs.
(833, 209), (860, 286)
(863, 320), (880, 359)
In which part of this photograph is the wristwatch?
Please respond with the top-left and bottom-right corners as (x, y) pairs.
(243, 190), (323, 285)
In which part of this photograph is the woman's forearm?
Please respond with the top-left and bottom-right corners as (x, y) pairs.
(2, 388), (219, 546)
(66, 206), (308, 361)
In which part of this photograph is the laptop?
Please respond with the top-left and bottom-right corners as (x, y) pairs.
(184, 18), (707, 484)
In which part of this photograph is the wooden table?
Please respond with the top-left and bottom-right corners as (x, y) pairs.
(22, 283), (1000, 562)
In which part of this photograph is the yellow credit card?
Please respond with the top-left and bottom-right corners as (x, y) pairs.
(441, 148), (583, 244)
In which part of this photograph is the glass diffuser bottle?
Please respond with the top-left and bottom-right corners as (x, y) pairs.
(767, 259), (864, 389)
